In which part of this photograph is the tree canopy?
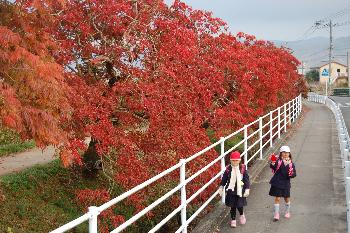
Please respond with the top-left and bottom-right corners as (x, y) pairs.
(0, 0), (307, 230)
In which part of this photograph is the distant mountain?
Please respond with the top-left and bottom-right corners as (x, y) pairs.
(272, 36), (350, 70)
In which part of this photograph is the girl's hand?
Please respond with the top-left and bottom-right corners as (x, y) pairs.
(270, 154), (277, 162)
(243, 189), (250, 197)
(284, 158), (291, 165)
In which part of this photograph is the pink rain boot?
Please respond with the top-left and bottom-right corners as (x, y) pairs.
(284, 212), (290, 219)
(239, 214), (246, 225)
(230, 220), (237, 228)
(273, 212), (280, 221)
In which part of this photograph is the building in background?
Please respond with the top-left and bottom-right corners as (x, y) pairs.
(317, 62), (348, 84)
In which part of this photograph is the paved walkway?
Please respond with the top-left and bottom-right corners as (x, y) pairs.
(0, 146), (55, 176)
(0, 138), (91, 176)
(218, 102), (346, 233)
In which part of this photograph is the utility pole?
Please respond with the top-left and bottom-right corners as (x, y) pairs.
(347, 51), (349, 88)
(327, 20), (333, 96)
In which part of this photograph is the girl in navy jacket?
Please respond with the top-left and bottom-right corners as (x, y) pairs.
(219, 151), (250, 228)
(269, 145), (296, 221)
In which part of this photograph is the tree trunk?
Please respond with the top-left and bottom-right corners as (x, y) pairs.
(82, 138), (102, 179)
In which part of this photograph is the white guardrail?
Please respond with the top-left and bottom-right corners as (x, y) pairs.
(50, 94), (303, 233)
(308, 93), (350, 233)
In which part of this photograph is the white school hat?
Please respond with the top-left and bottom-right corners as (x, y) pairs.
(280, 145), (291, 153)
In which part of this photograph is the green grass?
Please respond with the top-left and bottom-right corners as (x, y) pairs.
(0, 160), (109, 233)
(0, 140), (36, 157)
(0, 160), (174, 233)
(206, 127), (244, 155)
(0, 128), (36, 157)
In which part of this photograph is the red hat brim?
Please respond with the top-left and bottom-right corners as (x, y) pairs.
(230, 151), (241, 160)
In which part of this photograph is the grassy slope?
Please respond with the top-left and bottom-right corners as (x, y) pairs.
(0, 160), (105, 233)
(0, 140), (35, 157)
(0, 128), (35, 157)
(0, 160), (168, 233)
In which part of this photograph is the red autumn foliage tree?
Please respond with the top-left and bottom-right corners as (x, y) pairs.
(0, 1), (72, 148)
(1, 0), (307, 230)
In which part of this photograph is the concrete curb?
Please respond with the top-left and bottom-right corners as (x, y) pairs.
(191, 106), (308, 233)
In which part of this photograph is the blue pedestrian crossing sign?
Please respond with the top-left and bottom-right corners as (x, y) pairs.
(321, 68), (329, 76)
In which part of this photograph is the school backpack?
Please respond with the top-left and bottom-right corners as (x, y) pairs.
(273, 159), (294, 177)
(225, 164), (246, 174)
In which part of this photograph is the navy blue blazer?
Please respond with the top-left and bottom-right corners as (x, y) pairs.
(220, 165), (250, 195)
(270, 159), (296, 189)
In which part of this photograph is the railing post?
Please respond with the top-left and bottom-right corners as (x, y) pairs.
(220, 137), (226, 204)
(284, 103), (287, 132)
(295, 96), (298, 119)
(345, 149), (349, 164)
(180, 159), (187, 233)
(300, 94), (303, 112)
(295, 97), (298, 118)
(244, 125), (248, 165)
(259, 117), (263, 160)
(270, 111), (273, 147)
(277, 107), (281, 139)
(288, 101), (292, 125)
(296, 96), (299, 116)
(341, 133), (346, 150)
(346, 177), (350, 232)
(291, 99), (294, 122)
(345, 161), (350, 179)
(293, 98), (298, 122)
(88, 206), (99, 233)
(342, 138), (347, 168)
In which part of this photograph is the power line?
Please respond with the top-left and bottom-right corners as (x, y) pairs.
(317, 5), (350, 23)
(335, 20), (350, 27)
(315, 20), (350, 29)
(294, 6), (350, 42)
(294, 24), (320, 42)
(333, 47), (350, 51)
(301, 48), (329, 59)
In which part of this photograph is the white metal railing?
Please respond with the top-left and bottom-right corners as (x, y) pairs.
(308, 92), (350, 233)
(50, 94), (303, 233)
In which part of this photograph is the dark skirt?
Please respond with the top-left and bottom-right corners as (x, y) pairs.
(225, 190), (247, 208)
(269, 186), (290, 198)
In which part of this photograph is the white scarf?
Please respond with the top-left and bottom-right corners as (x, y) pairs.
(227, 165), (243, 197)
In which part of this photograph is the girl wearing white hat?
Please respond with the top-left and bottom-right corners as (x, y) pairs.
(268, 145), (296, 221)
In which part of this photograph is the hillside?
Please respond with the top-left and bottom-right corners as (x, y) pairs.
(273, 36), (350, 69)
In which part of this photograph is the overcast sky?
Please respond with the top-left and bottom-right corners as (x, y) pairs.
(164, 0), (350, 41)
